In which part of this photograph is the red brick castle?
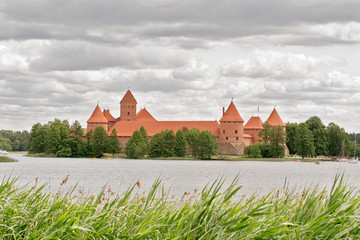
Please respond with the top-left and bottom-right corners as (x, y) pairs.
(87, 90), (286, 154)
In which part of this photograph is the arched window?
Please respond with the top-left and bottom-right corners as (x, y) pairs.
(127, 112), (130, 115)
(235, 130), (238, 134)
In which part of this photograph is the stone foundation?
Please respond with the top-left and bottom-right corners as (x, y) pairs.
(217, 142), (245, 155)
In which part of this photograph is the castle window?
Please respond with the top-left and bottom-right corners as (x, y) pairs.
(235, 130), (238, 134)
(223, 130), (225, 133)
(236, 137), (239, 140)
(226, 137), (228, 140)
(127, 112), (130, 115)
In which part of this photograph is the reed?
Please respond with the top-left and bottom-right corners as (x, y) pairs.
(0, 174), (359, 239)
(0, 156), (17, 162)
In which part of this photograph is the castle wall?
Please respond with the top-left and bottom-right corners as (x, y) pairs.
(217, 142), (245, 155)
(244, 129), (262, 144)
(87, 122), (109, 132)
(120, 103), (137, 121)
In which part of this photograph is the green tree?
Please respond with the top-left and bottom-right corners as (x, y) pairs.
(327, 122), (347, 156)
(149, 133), (165, 158)
(286, 122), (298, 155)
(108, 129), (121, 156)
(269, 125), (286, 158)
(125, 130), (147, 159)
(0, 137), (12, 151)
(163, 130), (176, 157)
(29, 123), (49, 153)
(305, 116), (328, 156)
(258, 121), (272, 143)
(295, 123), (315, 159)
(68, 121), (84, 156)
(186, 128), (200, 157)
(92, 126), (109, 158)
(245, 144), (262, 158)
(139, 126), (150, 154)
(79, 131), (93, 156)
(197, 130), (219, 160)
(175, 130), (187, 157)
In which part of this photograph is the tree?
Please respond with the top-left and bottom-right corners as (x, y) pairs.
(286, 122), (298, 155)
(305, 116), (328, 156)
(197, 130), (219, 160)
(175, 130), (187, 157)
(92, 126), (109, 158)
(79, 131), (93, 156)
(108, 129), (121, 155)
(149, 133), (165, 158)
(244, 144), (262, 158)
(269, 125), (286, 158)
(28, 123), (49, 153)
(258, 121), (272, 143)
(0, 137), (12, 151)
(139, 126), (149, 154)
(186, 128), (200, 157)
(163, 129), (176, 157)
(125, 130), (147, 159)
(68, 121), (84, 156)
(327, 122), (347, 156)
(295, 123), (315, 159)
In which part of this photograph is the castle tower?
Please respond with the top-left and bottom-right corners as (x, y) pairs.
(219, 101), (244, 143)
(120, 90), (137, 121)
(266, 108), (286, 132)
(103, 109), (117, 129)
(244, 116), (263, 144)
(87, 105), (109, 132)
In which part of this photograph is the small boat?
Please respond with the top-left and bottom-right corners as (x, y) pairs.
(349, 157), (359, 164)
(0, 150), (8, 156)
(337, 139), (349, 162)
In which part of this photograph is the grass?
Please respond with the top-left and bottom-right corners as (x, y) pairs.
(0, 156), (18, 162)
(0, 174), (359, 239)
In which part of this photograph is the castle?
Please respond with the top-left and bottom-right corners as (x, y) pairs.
(87, 90), (286, 155)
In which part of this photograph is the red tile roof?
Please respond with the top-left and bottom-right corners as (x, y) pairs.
(244, 134), (252, 138)
(220, 101), (244, 122)
(136, 108), (156, 121)
(103, 109), (117, 122)
(244, 116), (263, 129)
(266, 108), (286, 127)
(120, 90), (137, 104)
(87, 105), (108, 123)
(110, 121), (220, 137)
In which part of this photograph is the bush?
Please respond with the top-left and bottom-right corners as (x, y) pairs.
(56, 147), (72, 157)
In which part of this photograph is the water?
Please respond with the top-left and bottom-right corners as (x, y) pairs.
(1, 154), (359, 197)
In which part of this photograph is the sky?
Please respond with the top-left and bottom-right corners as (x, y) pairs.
(0, 0), (359, 133)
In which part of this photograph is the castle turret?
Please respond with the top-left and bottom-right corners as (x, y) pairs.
(244, 116), (263, 144)
(120, 90), (137, 121)
(87, 105), (109, 132)
(266, 108), (286, 132)
(219, 101), (244, 143)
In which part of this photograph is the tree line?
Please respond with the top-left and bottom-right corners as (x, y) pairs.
(28, 119), (120, 157)
(0, 130), (29, 151)
(124, 127), (219, 160)
(286, 116), (359, 159)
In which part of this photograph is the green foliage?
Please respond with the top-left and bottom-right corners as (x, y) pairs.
(44, 119), (70, 155)
(244, 144), (262, 158)
(163, 130), (176, 157)
(125, 130), (148, 159)
(174, 130), (187, 157)
(29, 123), (49, 153)
(68, 121), (84, 156)
(92, 126), (109, 158)
(269, 125), (286, 158)
(306, 116), (328, 156)
(185, 128), (200, 157)
(295, 123), (315, 159)
(56, 146), (72, 157)
(139, 126), (149, 154)
(149, 133), (165, 158)
(79, 131), (93, 157)
(1, 175), (359, 239)
(108, 129), (121, 156)
(326, 122), (351, 156)
(0, 130), (29, 151)
(286, 122), (298, 155)
(197, 130), (219, 160)
(258, 121), (272, 143)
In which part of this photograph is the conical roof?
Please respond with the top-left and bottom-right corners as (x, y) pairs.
(244, 116), (263, 129)
(220, 101), (244, 122)
(103, 109), (116, 122)
(266, 108), (285, 127)
(87, 105), (108, 123)
(120, 90), (137, 104)
(136, 108), (156, 121)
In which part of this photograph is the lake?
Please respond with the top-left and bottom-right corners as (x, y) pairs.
(1, 154), (359, 198)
